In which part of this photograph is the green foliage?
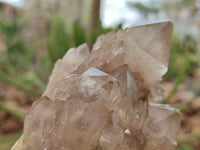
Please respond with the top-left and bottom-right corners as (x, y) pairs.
(0, 19), (22, 40)
(0, 132), (22, 150)
(72, 21), (86, 47)
(177, 145), (194, 150)
(162, 33), (198, 104)
(0, 19), (27, 66)
(164, 33), (198, 81)
(173, 103), (189, 113)
(0, 18), (45, 96)
(48, 17), (70, 64)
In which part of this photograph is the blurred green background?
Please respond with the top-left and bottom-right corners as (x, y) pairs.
(0, 0), (199, 149)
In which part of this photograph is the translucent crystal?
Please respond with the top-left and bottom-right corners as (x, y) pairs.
(143, 103), (180, 150)
(12, 21), (180, 150)
(75, 21), (173, 87)
(44, 43), (90, 98)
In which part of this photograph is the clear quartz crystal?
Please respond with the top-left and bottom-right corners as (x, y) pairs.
(43, 43), (90, 98)
(12, 21), (180, 150)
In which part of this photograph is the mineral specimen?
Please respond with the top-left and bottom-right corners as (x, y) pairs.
(12, 21), (180, 150)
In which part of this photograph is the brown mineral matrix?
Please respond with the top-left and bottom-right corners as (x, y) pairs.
(12, 21), (180, 150)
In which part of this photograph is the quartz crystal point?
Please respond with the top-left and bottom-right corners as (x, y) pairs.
(43, 43), (90, 97)
(12, 21), (180, 150)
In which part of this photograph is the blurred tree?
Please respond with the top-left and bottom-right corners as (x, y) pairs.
(22, 0), (103, 61)
(90, 0), (101, 30)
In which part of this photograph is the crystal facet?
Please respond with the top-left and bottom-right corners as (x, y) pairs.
(12, 21), (180, 150)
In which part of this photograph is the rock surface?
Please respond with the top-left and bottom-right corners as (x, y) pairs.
(12, 21), (180, 150)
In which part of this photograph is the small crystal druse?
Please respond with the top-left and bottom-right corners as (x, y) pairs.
(12, 21), (180, 150)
